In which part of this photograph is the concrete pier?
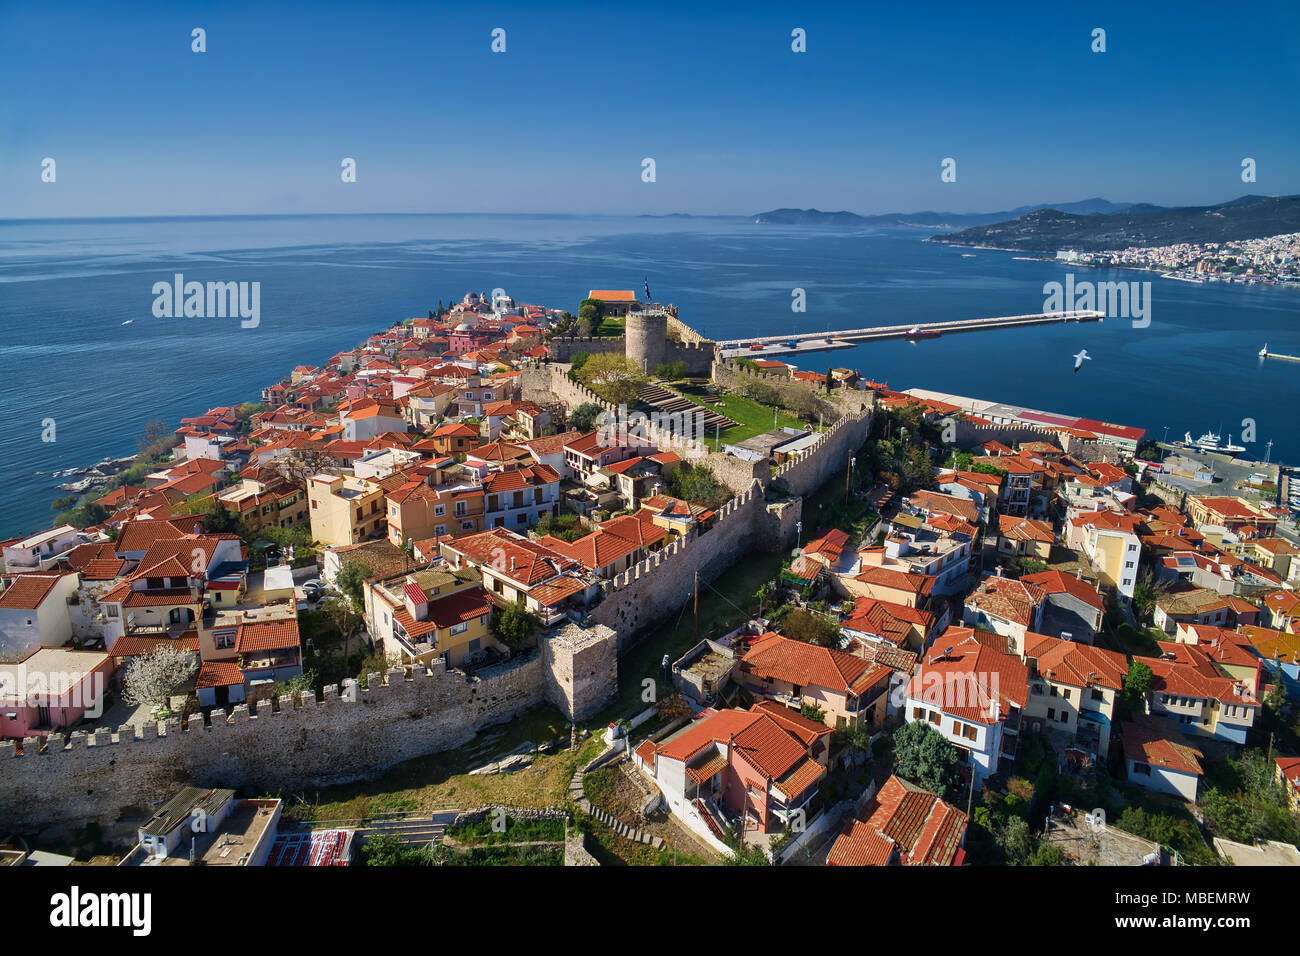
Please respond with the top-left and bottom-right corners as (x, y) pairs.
(718, 310), (1104, 358)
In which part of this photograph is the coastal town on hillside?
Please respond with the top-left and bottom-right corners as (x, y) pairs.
(1056, 231), (1300, 285)
(3, 287), (1300, 870)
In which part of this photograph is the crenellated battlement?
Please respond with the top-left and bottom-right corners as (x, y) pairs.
(0, 650), (550, 831)
(0, 659), (517, 764)
(603, 480), (762, 593)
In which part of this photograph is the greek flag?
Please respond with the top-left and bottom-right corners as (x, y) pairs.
(644, 277), (652, 302)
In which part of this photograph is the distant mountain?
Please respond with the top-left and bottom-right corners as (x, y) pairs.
(752, 199), (1133, 229)
(930, 194), (1300, 251)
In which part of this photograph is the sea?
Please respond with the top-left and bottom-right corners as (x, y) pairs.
(1, 213), (1297, 538)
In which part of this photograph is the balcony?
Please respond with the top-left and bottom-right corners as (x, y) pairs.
(125, 620), (197, 639)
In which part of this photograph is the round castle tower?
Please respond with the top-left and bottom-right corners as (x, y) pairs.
(625, 310), (668, 373)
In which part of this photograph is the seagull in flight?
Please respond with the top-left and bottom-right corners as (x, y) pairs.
(1073, 349), (1091, 373)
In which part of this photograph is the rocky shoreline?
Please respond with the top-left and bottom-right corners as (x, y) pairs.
(44, 454), (139, 494)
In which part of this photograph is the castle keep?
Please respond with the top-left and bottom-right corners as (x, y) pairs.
(546, 308), (715, 377)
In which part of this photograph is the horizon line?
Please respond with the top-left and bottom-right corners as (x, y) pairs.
(3, 192), (1293, 226)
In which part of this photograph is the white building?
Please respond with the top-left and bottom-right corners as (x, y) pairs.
(3, 526), (81, 574)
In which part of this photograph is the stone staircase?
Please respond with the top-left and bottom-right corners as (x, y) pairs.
(569, 766), (666, 851)
(637, 384), (739, 434)
(354, 815), (452, 848)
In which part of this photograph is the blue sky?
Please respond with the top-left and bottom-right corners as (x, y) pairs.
(2, 0), (1298, 217)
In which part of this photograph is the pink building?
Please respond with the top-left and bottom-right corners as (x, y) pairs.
(0, 647), (113, 740)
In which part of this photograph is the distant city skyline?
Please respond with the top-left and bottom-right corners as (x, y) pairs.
(2, 0), (1298, 219)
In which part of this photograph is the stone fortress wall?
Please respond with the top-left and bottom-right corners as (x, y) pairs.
(1, 653), (543, 832)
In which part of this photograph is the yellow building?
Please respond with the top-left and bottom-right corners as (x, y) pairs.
(307, 474), (386, 547)
(1022, 633), (1127, 761)
(365, 565), (501, 669)
(1247, 538), (1296, 579)
(218, 478), (308, 534)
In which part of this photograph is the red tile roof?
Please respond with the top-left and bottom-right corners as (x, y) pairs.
(196, 661), (244, 689)
(742, 633), (889, 697)
(852, 565), (936, 598)
(965, 575), (1046, 627)
(236, 619), (301, 653)
(0, 573), (69, 610)
(1022, 632), (1127, 691)
(1021, 569), (1104, 612)
(828, 775), (967, 867)
(423, 587), (491, 628)
(998, 516), (1055, 543)
(109, 633), (200, 657)
(908, 634), (1029, 723)
(1122, 714), (1203, 777)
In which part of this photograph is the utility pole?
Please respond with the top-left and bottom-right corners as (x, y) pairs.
(694, 571), (699, 639)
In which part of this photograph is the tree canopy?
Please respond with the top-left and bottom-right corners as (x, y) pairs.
(493, 599), (540, 651)
(568, 401), (604, 433)
(335, 559), (374, 607)
(572, 353), (646, 405)
(780, 607), (842, 649)
(891, 720), (960, 799)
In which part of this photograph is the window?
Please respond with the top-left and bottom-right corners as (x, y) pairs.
(1059, 712), (1069, 724)
(1047, 708), (1055, 720)
(1132, 762), (1151, 776)
(461, 521), (474, 531)
(455, 500), (468, 516)
(912, 706), (926, 721)
(1062, 689), (1071, 701)
(450, 621), (469, 636)
(1091, 689), (1104, 702)
(434, 504), (446, 517)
